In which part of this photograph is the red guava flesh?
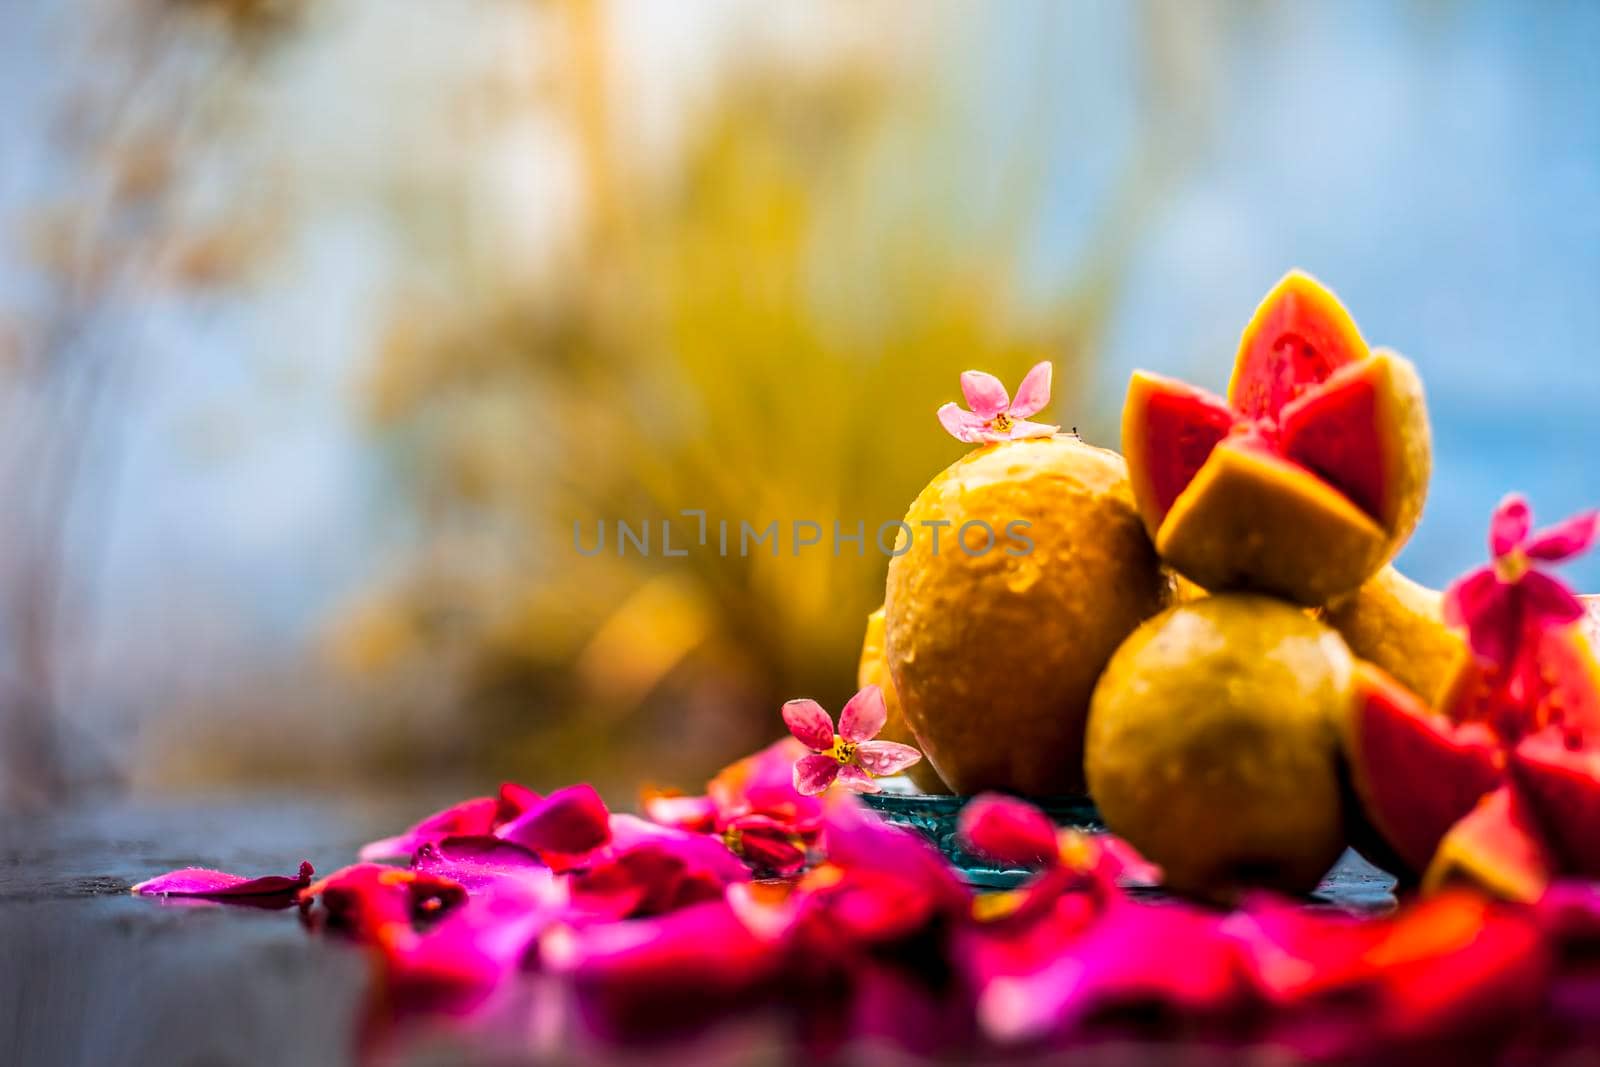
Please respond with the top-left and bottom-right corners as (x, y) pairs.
(1365, 891), (1547, 1040)
(1424, 785), (1553, 903)
(1231, 273), (1367, 420)
(1510, 731), (1600, 879)
(1123, 272), (1424, 545)
(1131, 380), (1238, 518)
(1346, 664), (1503, 874)
(1279, 360), (1391, 528)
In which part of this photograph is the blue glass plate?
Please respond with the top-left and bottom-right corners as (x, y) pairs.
(859, 785), (1102, 888)
(860, 785), (1398, 907)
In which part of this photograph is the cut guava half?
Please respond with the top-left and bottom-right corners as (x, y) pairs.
(1121, 271), (1432, 604)
(1343, 663), (1503, 875)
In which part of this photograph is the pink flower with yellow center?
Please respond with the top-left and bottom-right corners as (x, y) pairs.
(936, 361), (1060, 443)
(782, 685), (922, 795)
(1444, 493), (1598, 672)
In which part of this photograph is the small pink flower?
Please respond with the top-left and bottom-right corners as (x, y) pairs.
(782, 685), (921, 795)
(936, 361), (1060, 444)
(1444, 494), (1598, 671)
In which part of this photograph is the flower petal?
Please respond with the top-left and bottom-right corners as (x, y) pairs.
(1007, 361), (1053, 418)
(1442, 567), (1501, 630)
(1454, 581), (1519, 669)
(838, 685), (887, 743)
(1520, 570), (1585, 626)
(834, 764), (882, 794)
(794, 753), (840, 796)
(1525, 510), (1600, 562)
(937, 403), (989, 444)
(132, 861), (314, 903)
(854, 739), (922, 777)
(957, 794), (1058, 868)
(494, 782), (543, 825)
(1491, 494), (1532, 557)
(960, 370), (1010, 418)
(781, 698), (835, 751)
(642, 792), (718, 832)
(496, 783), (612, 857)
(1004, 418), (1060, 440)
(554, 900), (781, 1037)
(410, 836), (545, 895)
(728, 817), (807, 876)
(303, 864), (469, 944)
(358, 796), (499, 861)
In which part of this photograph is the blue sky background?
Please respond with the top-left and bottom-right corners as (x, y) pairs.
(1062, 1), (1600, 587)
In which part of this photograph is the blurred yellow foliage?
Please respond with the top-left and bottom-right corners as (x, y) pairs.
(339, 12), (1149, 787)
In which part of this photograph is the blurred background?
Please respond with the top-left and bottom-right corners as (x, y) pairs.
(0, 0), (1596, 809)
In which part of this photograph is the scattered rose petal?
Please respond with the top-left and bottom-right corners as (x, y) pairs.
(132, 860), (314, 904)
(958, 794), (1059, 869)
(496, 784), (612, 863)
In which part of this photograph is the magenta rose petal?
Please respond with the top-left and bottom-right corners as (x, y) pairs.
(411, 836), (545, 894)
(642, 792), (719, 832)
(132, 860), (313, 903)
(496, 783), (612, 859)
(359, 795), (499, 861)
(958, 794), (1058, 869)
(494, 782), (543, 825)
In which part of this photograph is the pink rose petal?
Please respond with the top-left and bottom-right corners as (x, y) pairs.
(781, 698), (835, 752)
(1491, 494), (1532, 557)
(557, 899), (782, 1038)
(838, 685), (887, 744)
(496, 783), (612, 858)
(959, 370), (1010, 418)
(495, 782), (543, 823)
(1007, 361), (1053, 418)
(1525, 510), (1600, 562)
(854, 739), (921, 776)
(726, 814), (807, 875)
(411, 835), (545, 894)
(359, 796), (499, 861)
(132, 860), (314, 901)
(642, 792), (718, 832)
(304, 864), (469, 944)
(794, 753), (840, 796)
(958, 794), (1058, 869)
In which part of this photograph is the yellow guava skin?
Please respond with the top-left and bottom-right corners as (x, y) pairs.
(1085, 594), (1353, 900)
(883, 435), (1168, 797)
(1153, 438), (1392, 606)
(858, 607), (950, 794)
(1320, 565), (1474, 712)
